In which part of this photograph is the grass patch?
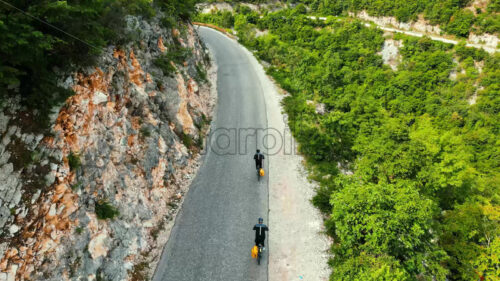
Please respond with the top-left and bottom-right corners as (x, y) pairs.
(194, 115), (204, 131)
(195, 63), (208, 83)
(75, 226), (84, 234)
(196, 132), (204, 150)
(151, 218), (166, 241)
(95, 200), (119, 220)
(181, 133), (193, 148)
(68, 152), (81, 171)
(30, 150), (43, 164)
(71, 181), (83, 190)
(153, 44), (192, 77)
(139, 126), (151, 138)
(130, 261), (149, 281)
(154, 55), (177, 77)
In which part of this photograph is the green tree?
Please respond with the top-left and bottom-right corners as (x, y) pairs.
(330, 181), (449, 279)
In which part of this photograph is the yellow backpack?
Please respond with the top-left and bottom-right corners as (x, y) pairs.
(259, 168), (265, 177)
(251, 245), (259, 258)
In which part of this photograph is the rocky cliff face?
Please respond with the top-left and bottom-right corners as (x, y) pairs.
(0, 15), (215, 281)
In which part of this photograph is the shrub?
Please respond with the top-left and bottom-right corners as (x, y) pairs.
(195, 113), (210, 130)
(95, 200), (119, 220)
(68, 152), (81, 171)
(182, 133), (193, 148)
(139, 126), (151, 138)
(195, 63), (208, 83)
(154, 45), (191, 77)
(312, 184), (335, 214)
(154, 55), (177, 77)
(75, 227), (84, 234)
(71, 181), (83, 190)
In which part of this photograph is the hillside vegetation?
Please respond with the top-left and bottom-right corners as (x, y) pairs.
(0, 0), (196, 125)
(302, 0), (500, 37)
(196, 6), (500, 281)
(200, 0), (499, 37)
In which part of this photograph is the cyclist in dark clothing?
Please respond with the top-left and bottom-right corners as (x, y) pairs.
(253, 217), (269, 248)
(254, 149), (265, 170)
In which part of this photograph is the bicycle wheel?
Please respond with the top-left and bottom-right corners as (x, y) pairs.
(257, 252), (261, 265)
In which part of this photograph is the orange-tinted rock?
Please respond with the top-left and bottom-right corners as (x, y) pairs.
(158, 36), (166, 52)
(127, 135), (135, 147)
(151, 159), (167, 189)
(187, 79), (199, 95)
(129, 51), (144, 87)
(131, 117), (141, 130)
(55, 184), (67, 195)
(172, 29), (180, 38)
(175, 74), (195, 134)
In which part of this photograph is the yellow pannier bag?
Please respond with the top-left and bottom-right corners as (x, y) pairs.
(259, 168), (265, 177)
(251, 245), (259, 258)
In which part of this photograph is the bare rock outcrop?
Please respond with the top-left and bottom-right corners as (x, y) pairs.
(0, 15), (216, 281)
(379, 37), (403, 71)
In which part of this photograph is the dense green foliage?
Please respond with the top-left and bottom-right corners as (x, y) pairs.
(195, 10), (235, 28)
(302, 0), (500, 37)
(198, 7), (500, 281)
(0, 0), (196, 126)
(203, 0), (274, 3)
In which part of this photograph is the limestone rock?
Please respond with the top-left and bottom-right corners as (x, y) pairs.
(0, 13), (216, 281)
(8, 225), (19, 235)
(88, 232), (109, 260)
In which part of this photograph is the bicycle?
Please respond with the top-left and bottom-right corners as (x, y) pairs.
(257, 243), (263, 265)
(256, 165), (264, 182)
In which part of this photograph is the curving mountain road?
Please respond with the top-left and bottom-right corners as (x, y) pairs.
(152, 26), (270, 281)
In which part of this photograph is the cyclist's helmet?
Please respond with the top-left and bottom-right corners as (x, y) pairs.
(258, 217), (263, 223)
(256, 149), (260, 153)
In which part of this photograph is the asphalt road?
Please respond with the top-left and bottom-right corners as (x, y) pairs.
(153, 27), (269, 281)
